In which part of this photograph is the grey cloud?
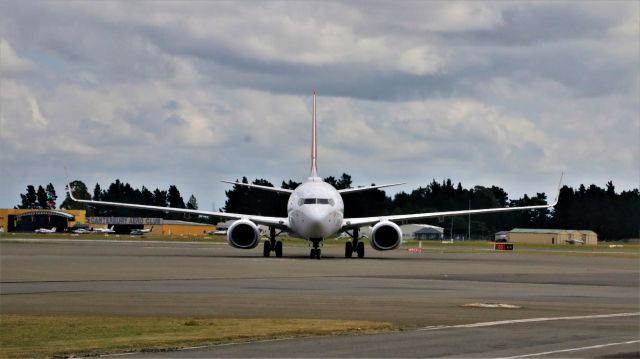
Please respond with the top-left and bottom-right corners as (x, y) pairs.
(0, 1), (637, 210)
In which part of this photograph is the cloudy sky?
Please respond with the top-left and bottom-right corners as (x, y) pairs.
(1, 1), (638, 211)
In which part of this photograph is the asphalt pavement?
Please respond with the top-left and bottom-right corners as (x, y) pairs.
(1, 238), (638, 357)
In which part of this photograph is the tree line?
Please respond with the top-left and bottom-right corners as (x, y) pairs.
(15, 174), (639, 240)
(223, 173), (639, 240)
(16, 184), (57, 210)
(17, 180), (201, 222)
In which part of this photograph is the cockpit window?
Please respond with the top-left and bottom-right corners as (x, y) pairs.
(300, 198), (333, 205)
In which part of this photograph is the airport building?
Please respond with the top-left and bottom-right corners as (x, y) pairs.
(145, 220), (216, 236)
(0, 209), (215, 236)
(360, 224), (444, 240)
(87, 217), (216, 235)
(504, 228), (598, 245)
(0, 208), (86, 233)
(410, 225), (445, 240)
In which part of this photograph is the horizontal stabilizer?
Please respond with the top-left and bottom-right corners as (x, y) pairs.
(338, 182), (406, 194)
(220, 180), (294, 194)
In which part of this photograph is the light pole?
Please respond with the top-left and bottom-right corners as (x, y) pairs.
(468, 200), (471, 241)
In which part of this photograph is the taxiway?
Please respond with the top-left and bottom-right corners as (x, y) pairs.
(1, 238), (638, 357)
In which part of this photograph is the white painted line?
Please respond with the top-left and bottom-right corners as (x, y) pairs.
(462, 303), (522, 309)
(417, 312), (640, 331)
(496, 339), (640, 358)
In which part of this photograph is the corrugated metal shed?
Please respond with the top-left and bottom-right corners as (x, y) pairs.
(506, 228), (598, 245)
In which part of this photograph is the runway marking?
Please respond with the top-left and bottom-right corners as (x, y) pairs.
(496, 339), (640, 358)
(417, 312), (640, 331)
(462, 303), (522, 309)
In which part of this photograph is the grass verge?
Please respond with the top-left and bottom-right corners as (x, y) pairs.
(401, 240), (639, 257)
(0, 314), (395, 359)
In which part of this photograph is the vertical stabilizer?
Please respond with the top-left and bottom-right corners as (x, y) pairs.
(310, 91), (318, 177)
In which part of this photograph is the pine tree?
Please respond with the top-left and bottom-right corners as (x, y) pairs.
(187, 195), (198, 210)
(168, 185), (186, 208)
(46, 183), (57, 209)
(36, 185), (48, 209)
(153, 189), (168, 207)
(93, 183), (102, 200)
(17, 185), (37, 209)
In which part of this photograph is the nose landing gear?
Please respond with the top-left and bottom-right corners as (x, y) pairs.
(309, 238), (322, 259)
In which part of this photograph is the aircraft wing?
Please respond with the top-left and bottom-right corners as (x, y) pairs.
(338, 182), (406, 194)
(343, 202), (555, 229)
(221, 181), (293, 194)
(67, 185), (289, 230)
(342, 174), (563, 230)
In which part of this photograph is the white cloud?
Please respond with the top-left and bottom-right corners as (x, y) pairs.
(0, 39), (39, 75)
(0, 1), (637, 210)
(28, 94), (46, 126)
(397, 46), (443, 75)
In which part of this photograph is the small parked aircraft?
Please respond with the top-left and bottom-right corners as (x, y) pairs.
(72, 228), (94, 234)
(94, 225), (115, 234)
(130, 226), (153, 235)
(35, 227), (57, 234)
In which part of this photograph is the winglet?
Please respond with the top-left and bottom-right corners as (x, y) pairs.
(65, 166), (79, 201)
(65, 166), (73, 198)
(338, 182), (407, 194)
(551, 172), (563, 206)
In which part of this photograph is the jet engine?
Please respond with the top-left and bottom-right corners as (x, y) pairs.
(227, 219), (260, 249)
(370, 221), (402, 251)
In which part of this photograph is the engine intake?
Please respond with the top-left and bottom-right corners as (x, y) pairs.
(370, 221), (402, 251)
(227, 219), (260, 249)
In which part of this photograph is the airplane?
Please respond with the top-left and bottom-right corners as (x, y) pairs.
(566, 238), (585, 245)
(68, 92), (563, 259)
(35, 227), (56, 234)
(94, 225), (115, 234)
(130, 226), (153, 235)
(72, 228), (94, 234)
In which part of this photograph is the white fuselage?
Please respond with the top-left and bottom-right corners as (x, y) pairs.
(287, 177), (344, 239)
(95, 226), (115, 233)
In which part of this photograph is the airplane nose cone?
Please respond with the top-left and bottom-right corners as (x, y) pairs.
(305, 208), (329, 237)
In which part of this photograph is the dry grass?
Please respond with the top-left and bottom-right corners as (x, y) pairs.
(0, 314), (395, 358)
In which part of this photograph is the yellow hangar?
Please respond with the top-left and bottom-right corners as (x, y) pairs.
(0, 208), (86, 233)
(507, 228), (598, 245)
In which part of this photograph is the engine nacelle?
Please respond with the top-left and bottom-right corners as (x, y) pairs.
(227, 219), (260, 249)
(370, 221), (402, 251)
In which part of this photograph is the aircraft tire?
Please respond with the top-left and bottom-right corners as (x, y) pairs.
(263, 241), (271, 257)
(345, 242), (353, 258)
(357, 241), (365, 258)
(310, 248), (316, 259)
(316, 248), (321, 259)
(275, 241), (283, 257)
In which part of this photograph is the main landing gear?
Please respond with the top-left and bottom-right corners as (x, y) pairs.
(344, 228), (365, 258)
(263, 227), (283, 258)
(309, 238), (322, 259)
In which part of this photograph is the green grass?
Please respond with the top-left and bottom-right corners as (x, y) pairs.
(400, 239), (640, 257)
(0, 232), (229, 242)
(0, 315), (395, 359)
(2, 233), (637, 257)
